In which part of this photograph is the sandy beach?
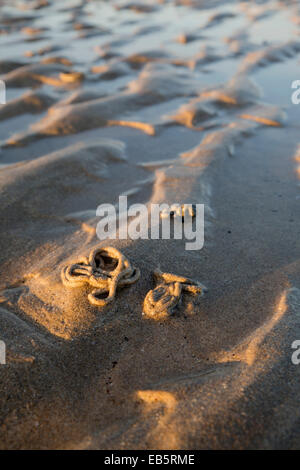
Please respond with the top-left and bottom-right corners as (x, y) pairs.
(0, 0), (300, 450)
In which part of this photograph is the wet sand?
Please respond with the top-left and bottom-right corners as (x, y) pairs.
(0, 0), (300, 449)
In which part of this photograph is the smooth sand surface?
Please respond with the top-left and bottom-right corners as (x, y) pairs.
(0, 0), (300, 449)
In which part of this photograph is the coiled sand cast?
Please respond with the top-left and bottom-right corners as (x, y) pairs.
(143, 269), (206, 320)
(62, 246), (206, 315)
(61, 246), (140, 306)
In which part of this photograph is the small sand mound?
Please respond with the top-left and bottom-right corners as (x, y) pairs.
(0, 59), (27, 74)
(203, 11), (236, 29)
(54, 89), (107, 107)
(201, 74), (262, 107)
(168, 99), (217, 129)
(127, 62), (201, 99)
(2, 62), (70, 87)
(180, 122), (254, 167)
(239, 40), (300, 73)
(115, 1), (158, 13)
(239, 104), (286, 127)
(0, 90), (55, 121)
(91, 61), (131, 79)
(124, 50), (169, 69)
